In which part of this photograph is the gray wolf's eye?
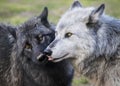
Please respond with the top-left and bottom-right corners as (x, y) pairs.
(65, 32), (73, 38)
(25, 42), (32, 50)
(37, 35), (44, 43)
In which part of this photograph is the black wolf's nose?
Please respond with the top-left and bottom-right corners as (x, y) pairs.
(44, 49), (52, 56)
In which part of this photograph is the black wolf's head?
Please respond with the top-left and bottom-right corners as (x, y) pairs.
(10, 7), (55, 65)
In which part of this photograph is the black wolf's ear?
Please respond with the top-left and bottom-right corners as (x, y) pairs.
(71, 0), (82, 9)
(7, 26), (17, 39)
(38, 7), (50, 27)
(89, 4), (105, 23)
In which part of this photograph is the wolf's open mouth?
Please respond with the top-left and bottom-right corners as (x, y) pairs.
(47, 53), (69, 62)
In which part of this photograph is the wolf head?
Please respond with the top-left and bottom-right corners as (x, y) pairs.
(44, 1), (105, 64)
(10, 7), (55, 65)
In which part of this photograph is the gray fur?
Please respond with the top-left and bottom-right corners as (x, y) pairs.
(45, 1), (120, 86)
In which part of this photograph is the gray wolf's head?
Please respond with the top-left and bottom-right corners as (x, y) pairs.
(44, 1), (105, 64)
(10, 7), (55, 65)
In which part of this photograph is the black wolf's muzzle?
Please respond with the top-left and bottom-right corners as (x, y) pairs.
(37, 54), (48, 62)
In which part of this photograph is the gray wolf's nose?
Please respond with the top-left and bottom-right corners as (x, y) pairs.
(44, 49), (52, 56)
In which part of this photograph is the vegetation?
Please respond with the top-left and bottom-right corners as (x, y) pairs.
(0, 0), (119, 85)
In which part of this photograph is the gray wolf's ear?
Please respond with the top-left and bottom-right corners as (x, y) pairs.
(89, 4), (105, 23)
(38, 7), (50, 27)
(71, 0), (82, 9)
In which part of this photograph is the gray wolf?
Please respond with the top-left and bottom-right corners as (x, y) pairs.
(0, 7), (74, 86)
(44, 1), (120, 86)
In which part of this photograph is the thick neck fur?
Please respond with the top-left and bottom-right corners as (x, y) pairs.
(10, 45), (23, 86)
(79, 56), (120, 86)
(96, 15), (120, 59)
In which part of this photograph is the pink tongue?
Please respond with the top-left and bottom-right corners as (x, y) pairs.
(47, 56), (53, 61)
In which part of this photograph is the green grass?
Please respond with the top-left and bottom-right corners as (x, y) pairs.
(72, 76), (89, 86)
(0, 0), (120, 85)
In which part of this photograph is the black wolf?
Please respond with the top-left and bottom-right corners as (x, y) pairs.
(0, 7), (74, 86)
(44, 1), (120, 86)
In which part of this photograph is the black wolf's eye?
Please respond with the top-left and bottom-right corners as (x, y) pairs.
(65, 32), (73, 38)
(25, 42), (32, 49)
(37, 35), (44, 43)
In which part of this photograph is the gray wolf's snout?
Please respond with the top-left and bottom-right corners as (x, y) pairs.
(44, 49), (52, 56)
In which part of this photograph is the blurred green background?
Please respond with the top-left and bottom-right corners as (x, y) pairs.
(0, 0), (120, 86)
(0, 0), (120, 25)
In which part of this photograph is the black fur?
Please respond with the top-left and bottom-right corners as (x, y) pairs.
(0, 24), (15, 86)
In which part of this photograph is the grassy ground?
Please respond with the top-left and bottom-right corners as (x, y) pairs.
(0, 0), (120, 86)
